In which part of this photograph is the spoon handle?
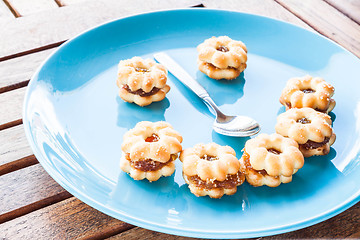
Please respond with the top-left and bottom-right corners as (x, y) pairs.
(154, 52), (227, 118)
(154, 52), (209, 99)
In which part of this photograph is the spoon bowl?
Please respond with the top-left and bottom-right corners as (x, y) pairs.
(154, 52), (260, 137)
(213, 115), (260, 137)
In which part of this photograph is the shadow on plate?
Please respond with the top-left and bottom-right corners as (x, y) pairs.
(196, 71), (246, 106)
(112, 172), (185, 211)
(116, 96), (170, 129)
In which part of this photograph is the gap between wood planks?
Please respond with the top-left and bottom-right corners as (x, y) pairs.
(0, 1), (203, 62)
(274, 0), (360, 58)
(274, 0), (328, 36)
(0, 40), (65, 62)
(0, 154), (37, 176)
(0, 196), (136, 239)
(0, 118), (22, 130)
(0, 80), (28, 94)
(2, 0), (20, 17)
(324, 0), (360, 26)
(0, 191), (72, 224)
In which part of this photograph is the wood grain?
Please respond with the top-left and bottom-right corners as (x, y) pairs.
(275, 0), (360, 58)
(5, 0), (58, 17)
(0, 87), (25, 128)
(0, 48), (54, 92)
(0, 0), (15, 20)
(0, 197), (134, 239)
(0, 125), (33, 167)
(0, 165), (71, 224)
(325, 0), (360, 25)
(0, 164), (66, 217)
(202, 0), (312, 30)
(0, 0), (200, 60)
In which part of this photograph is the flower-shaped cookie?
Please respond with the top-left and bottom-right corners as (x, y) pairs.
(120, 121), (182, 181)
(240, 133), (304, 187)
(275, 107), (336, 157)
(197, 36), (247, 80)
(180, 143), (245, 198)
(279, 75), (335, 113)
(117, 57), (170, 106)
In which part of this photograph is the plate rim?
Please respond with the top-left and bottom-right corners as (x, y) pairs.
(22, 8), (360, 239)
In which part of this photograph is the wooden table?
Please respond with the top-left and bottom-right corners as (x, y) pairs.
(0, 0), (359, 239)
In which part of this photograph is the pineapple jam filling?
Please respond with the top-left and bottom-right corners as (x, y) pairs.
(145, 134), (159, 142)
(126, 153), (177, 172)
(201, 154), (219, 161)
(122, 84), (160, 97)
(206, 62), (238, 70)
(187, 172), (244, 190)
(300, 137), (330, 150)
(267, 148), (281, 155)
(302, 88), (315, 93)
(134, 67), (149, 72)
(297, 117), (311, 124)
(216, 45), (229, 52)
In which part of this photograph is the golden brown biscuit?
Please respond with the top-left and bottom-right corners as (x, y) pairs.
(279, 75), (335, 113)
(275, 107), (335, 157)
(117, 57), (170, 106)
(240, 133), (304, 187)
(120, 121), (182, 181)
(180, 143), (245, 198)
(197, 36), (247, 80)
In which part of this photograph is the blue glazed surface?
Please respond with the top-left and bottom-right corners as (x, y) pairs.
(23, 9), (360, 238)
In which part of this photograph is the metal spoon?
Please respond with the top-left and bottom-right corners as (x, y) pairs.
(154, 52), (260, 137)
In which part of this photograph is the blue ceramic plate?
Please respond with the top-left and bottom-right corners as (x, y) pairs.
(23, 9), (360, 239)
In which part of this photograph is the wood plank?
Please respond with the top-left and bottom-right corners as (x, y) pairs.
(108, 203), (360, 239)
(325, 0), (360, 25)
(0, 86), (26, 129)
(0, 197), (134, 239)
(202, 0), (312, 30)
(0, 48), (55, 92)
(0, 163), (69, 222)
(0, 0), (200, 61)
(0, 0), (15, 20)
(0, 124), (33, 167)
(275, 0), (360, 58)
(5, 0), (58, 17)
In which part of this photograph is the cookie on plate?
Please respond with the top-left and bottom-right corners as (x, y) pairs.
(120, 121), (182, 181)
(275, 107), (336, 157)
(240, 133), (304, 187)
(279, 75), (335, 113)
(180, 143), (245, 198)
(117, 57), (170, 106)
(197, 36), (247, 80)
